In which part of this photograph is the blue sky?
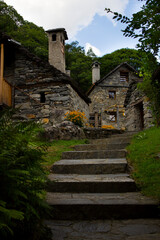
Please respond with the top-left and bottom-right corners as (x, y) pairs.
(4, 0), (144, 57)
(74, 1), (144, 56)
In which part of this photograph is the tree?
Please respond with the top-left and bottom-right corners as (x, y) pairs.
(65, 41), (94, 92)
(99, 48), (142, 78)
(0, 1), (48, 60)
(86, 47), (97, 59)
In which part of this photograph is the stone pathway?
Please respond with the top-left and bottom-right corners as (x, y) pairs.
(46, 132), (160, 239)
(45, 219), (160, 240)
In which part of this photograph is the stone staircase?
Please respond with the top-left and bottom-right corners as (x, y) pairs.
(46, 132), (159, 221)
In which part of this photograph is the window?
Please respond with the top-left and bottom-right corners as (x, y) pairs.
(109, 112), (117, 122)
(109, 91), (116, 99)
(52, 34), (57, 41)
(40, 92), (46, 103)
(120, 72), (129, 82)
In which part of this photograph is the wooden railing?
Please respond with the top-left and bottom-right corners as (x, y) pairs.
(1, 79), (12, 106)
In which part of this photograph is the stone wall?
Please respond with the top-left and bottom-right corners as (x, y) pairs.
(125, 86), (154, 131)
(68, 84), (89, 119)
(14, 84), (89, 126)
(89, 86), (127, 128)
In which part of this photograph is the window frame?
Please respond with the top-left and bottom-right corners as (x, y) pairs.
(120, 71), (129, 82)
(109, 90), (116, 99)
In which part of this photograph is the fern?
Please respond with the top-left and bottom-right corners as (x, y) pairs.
(0, 108), (51, 240)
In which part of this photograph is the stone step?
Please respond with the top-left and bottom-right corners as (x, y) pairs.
(89, 137), (132, 145)
(47, 173), (137, 193)
(52, 158), (128, 174)
(74, 143), (128, 151)
(46, 192), (159, 220)
(61, 150), (126, 160)
(111, 132), (137, 137)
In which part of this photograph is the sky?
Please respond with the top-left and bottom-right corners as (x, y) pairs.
(4, 0), (144, 57)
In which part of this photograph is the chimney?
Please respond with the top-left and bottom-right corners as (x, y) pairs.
(46, 28), (68, 73)
(92, 61), (100, 84)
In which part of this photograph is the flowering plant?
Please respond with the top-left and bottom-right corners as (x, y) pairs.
(102, 125), (115, 129)
(64, 110), (87, 127)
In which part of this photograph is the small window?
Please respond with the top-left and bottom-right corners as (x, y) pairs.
(40, 92), (45, 103)
(109, 112), (117, 122)
(52, 34), (57, 41)
(109, 91), (116, 99)
(120, 72), (129, 82)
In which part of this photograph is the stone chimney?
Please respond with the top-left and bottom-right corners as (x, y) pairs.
(46, 28), (68, 73)
(92, 61), (100, 84)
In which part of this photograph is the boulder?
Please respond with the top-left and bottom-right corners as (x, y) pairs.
(42, 121), (85, 140)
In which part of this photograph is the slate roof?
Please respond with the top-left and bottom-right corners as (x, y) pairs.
(0, 32), (90, 104)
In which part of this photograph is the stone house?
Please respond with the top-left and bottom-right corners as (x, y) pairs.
(0, 30), (90, 126)
(124, 80), (154, 131)
(88, 62), (142, 129)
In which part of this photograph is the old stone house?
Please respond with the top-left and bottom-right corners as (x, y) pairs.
(0, 30), (90, 126)
(124, 80), (154, 131)
(88, 62), (142, 129)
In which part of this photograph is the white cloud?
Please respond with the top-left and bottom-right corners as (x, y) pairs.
(85, 43), (101, 57)
(4, 0), (129, 38)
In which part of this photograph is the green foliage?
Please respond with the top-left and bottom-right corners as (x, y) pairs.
(65, 41), (94, 92)
(99, 48), (142, 79)
(0, 109), (51, 240)
(0, 1), (48, 60)
(0, 1), (24, 33)
(138, 54), (160, 126)
(105, 0), (160, 57)
(127, 127), (160, 200)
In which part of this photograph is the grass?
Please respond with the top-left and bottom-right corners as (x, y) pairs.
(127, 127), (160, 200)
(42, 139), (88, 169)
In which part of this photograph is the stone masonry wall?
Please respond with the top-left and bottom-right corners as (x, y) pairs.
(68, 84), (89, 120)
(89, 86), (127, 129)
(5, 47), (89, 126)
(125, 87), (154, 131)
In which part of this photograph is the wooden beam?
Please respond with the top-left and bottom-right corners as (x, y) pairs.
(0, 44), (4, 104)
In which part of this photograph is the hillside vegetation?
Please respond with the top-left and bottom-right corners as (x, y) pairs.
(127, 127), (160, 201)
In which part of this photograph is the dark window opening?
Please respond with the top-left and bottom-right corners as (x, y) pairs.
(4, 46), (15, 68)
(120, 72), (129, 82)
(109, 91), (116, 99)
(40, 92), (46, 103)
(52, 34), (57, 41)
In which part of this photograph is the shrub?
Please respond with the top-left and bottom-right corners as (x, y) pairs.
(64, 110), (87, 127)
(0, 109), (51, 240)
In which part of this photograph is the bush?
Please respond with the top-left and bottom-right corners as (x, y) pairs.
(64, 110), (87, 127)
(0, 109), (51, 240)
